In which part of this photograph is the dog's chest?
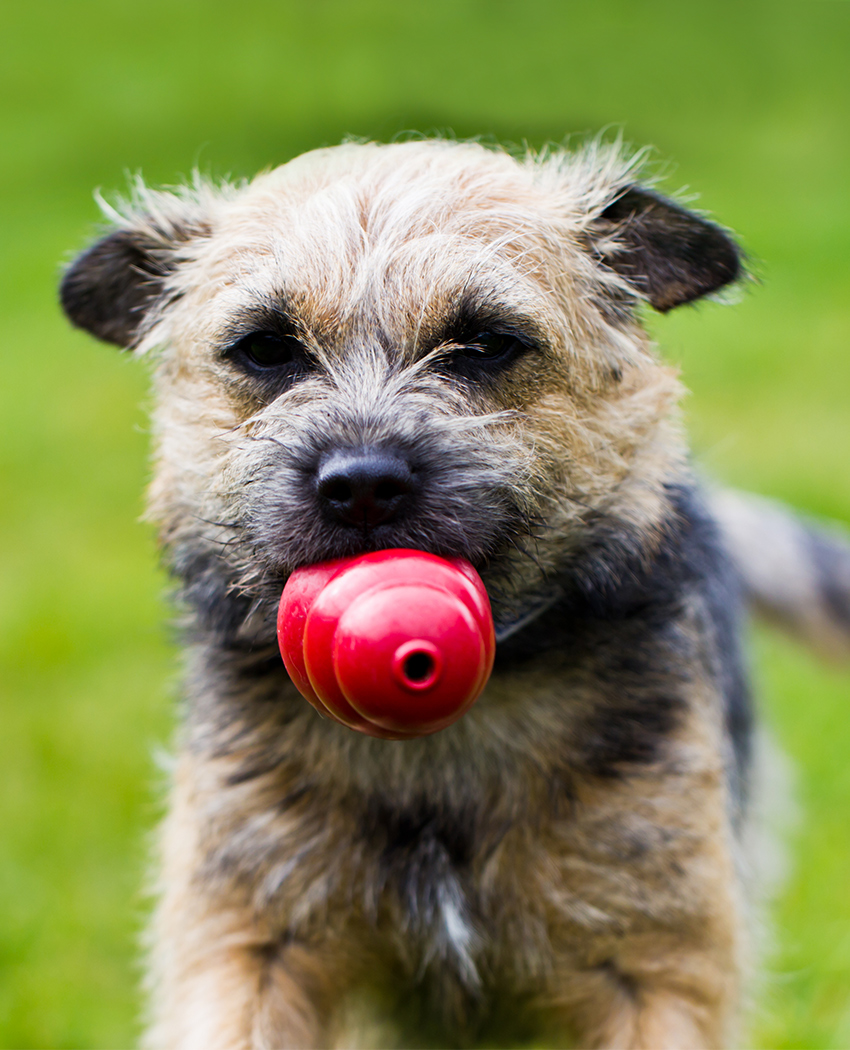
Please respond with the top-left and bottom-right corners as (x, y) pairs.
(362, 796), (486, 988)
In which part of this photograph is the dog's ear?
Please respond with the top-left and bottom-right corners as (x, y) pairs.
(60, 205), (209, 348)
(60, 228), (170, 348)
(592, 188), (741, 312)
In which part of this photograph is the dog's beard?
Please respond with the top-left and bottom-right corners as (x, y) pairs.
(244, 455), (527, 573)
(174, 413), (540, 645)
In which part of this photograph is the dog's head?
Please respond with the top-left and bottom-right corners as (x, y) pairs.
(61, 140), (740, 637)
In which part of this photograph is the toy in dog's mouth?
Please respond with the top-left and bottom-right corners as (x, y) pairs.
(277, 549), (496, 738)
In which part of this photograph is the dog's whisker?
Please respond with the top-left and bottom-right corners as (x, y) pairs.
(193, 516), (245, 530)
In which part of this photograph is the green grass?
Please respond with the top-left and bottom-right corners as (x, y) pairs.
(1, 1), (849, 1045)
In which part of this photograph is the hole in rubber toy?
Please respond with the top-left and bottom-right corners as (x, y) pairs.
(392, 639), (443, 691)
(404, 651), (433, 682)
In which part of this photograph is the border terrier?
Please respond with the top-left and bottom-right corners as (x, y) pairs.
(61, 139), (850, 1049)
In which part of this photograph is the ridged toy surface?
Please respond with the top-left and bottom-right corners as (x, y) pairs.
(277, 550), (495, 738)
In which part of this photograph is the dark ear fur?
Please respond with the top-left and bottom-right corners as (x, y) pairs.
(595, 188), (741, 312)
(60, 228), (177, 348)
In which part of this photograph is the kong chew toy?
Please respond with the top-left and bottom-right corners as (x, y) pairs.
(277, 549), (496, 738)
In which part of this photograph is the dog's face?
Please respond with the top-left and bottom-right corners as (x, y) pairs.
(61, 140), (739, 635)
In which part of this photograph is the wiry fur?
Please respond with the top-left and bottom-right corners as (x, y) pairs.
(60, 138), (850, 1049)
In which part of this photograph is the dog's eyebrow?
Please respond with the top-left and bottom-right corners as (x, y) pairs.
(424, 292), (547, 352)
(214, 299), (312, 351)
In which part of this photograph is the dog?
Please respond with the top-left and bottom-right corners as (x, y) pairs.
(60, 138), (850, 1049)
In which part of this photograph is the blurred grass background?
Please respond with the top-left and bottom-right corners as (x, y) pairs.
(1, 1), (849, 1046)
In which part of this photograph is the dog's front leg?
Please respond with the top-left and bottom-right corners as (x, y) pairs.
(144, 764), (336, 1050)
(551, 949), (738, 1050)
(541, 750), (743, 1049)
(146, 909), (327, 1050)
(147, 914), (334, 1049)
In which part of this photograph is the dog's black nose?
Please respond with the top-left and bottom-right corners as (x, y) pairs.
(316, 448), (414, 529)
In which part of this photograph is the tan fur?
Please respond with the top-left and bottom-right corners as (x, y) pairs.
(146, 680), (742, 1049)
(64, 140), (763, 1048)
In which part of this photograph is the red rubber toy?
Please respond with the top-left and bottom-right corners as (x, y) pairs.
(277, 549), (495, 738)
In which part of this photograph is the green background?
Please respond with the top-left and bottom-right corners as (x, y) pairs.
(2, 1), (849, 1046)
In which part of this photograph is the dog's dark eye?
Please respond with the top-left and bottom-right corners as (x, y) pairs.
(224, 331), (314, 395)
(444, 330), (531, 380)
(459, 332), (524, 363)
(233, 331), (302, 370)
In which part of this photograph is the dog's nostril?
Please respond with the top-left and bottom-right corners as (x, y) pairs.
(316, 448), (415, 528)
(322, 479), (354, 504)
(374, 479), (405, 503)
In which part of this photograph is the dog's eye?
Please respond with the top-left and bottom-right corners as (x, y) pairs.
(444, 330), (532, 380)
(233, 331), (303, 370)
(459, 332), (524, 362)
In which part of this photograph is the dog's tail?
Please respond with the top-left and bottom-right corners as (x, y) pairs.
(711, 489), (850, 660)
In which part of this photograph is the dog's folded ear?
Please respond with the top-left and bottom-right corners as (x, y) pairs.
(60, 204), (209, 348)
(592, 188), (742, 312)
(60, 228), (171, 348)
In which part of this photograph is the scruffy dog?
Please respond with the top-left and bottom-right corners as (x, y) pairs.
(61, 140), (850, 1049)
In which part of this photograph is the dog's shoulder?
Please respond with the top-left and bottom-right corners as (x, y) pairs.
(495, 480), (753, 790)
